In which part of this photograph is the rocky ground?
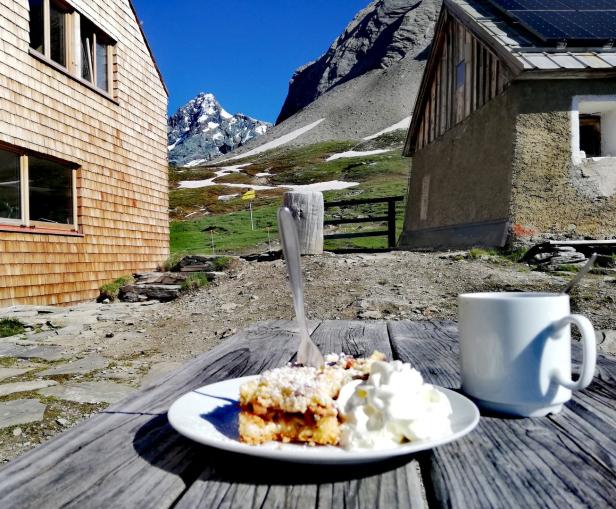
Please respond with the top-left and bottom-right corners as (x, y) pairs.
(0, 250), (614, 463)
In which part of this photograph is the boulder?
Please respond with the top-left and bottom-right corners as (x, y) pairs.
(133, 272), (188, 285)
(119, 284), (182, 303)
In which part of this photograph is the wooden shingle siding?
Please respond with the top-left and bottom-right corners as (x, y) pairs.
(415, 16), (511, 151)
(0, 0), (169, 306)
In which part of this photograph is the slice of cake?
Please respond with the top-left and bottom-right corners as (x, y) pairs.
(238, 352), (384, 446)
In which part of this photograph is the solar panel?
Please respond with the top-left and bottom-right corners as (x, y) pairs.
(488, 0), (616, 44)
(560, 0), (616, 10)
(490, 0), (571, 10)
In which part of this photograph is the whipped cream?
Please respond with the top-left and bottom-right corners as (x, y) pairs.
(337, 360), (452, 450)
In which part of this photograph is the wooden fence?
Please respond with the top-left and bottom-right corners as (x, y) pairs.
(323, 196), (404, 249)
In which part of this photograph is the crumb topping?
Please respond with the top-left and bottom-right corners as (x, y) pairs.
(239, 352), (385, 416)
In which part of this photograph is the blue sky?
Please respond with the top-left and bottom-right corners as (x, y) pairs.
(131, 0), (371, 123)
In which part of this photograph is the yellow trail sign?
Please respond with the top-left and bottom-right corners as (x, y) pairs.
(242, 190), (256, 201)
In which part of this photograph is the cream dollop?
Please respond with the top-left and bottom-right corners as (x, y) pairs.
(337, 360), (452, 450)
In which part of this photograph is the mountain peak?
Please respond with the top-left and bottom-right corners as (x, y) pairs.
(276, 0), (440, 124)
(168, 93), (270, 166)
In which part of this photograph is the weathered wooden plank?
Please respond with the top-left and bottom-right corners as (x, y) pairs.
(174, 454), (427, 509)
(388, 320), (616, 509)
(283, 191), (324, 255)
(310, 319), (392, 360)
(175, 320), (427, 509)
(324, 196), (403, 208)
(0, 320), (316, 509)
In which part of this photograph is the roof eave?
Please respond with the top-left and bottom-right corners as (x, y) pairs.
(516, 68), (616, 80)
(403, 7), (450, 157)
(443, 0), (525, 76)
(404, 0), (527, 157)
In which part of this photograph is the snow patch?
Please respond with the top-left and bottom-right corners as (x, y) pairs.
(207, 122), (220, 130)
(363, 117), (411, 141)
(220, 109), (233, 120)
(218, 193), (240, 202)
(184, 158), (208, 168)
(286, 181), (359, 192)
(222, 118), (325, 161)
(326, 149), (389, 161)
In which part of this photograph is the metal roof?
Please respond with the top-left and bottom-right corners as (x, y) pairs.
(447, 0), (616, 73)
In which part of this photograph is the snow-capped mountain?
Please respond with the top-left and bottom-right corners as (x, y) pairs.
(167, 93), (270, 166)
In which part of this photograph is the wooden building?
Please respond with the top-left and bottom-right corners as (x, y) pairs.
(400, 0), (616, 249)
(0, 0), (169, 305)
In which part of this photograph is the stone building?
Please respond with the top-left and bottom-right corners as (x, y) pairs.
(399, 0), (616, 249)
(0, 0), (168, 305)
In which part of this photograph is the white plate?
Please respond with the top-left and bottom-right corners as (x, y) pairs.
(168, 376), (480, 464)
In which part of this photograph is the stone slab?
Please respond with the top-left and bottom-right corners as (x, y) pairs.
(0, 380), (57, 397)
(0, 399), (46, 429)
(38, 382), (136, 404)
(140, 361), (182, 388)
(0, 343), (67, 361)
(39, 355), (108, 377)
(0, 368), (34, 382)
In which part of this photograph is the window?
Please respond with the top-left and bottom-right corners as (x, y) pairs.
(0, 150), (21, 222)
(0, 146), (77, 231)
(28, 0), (115, 95)
(29, 0), (68, 67)
(456, 61), (465, 89)
(29, 156), (74, 226)
(49, 1), (67, 67)
(579, 114), (601, 158)
(573, 97), (616, 162)
(80, 17), (112, 92)
(29, 0), (44, 54)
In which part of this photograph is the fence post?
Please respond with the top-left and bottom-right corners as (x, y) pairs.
(387, 199), (397, 248)
(283, 191), (324, 255)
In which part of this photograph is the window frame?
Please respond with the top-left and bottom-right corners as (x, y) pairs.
(571, 95), (616, 164)
(28, 0), (115, 97)
(0, 149), (24, 227)
(0, 144), (79, 233)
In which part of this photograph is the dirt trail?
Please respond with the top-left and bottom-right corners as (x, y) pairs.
(0, 250), (614, 463)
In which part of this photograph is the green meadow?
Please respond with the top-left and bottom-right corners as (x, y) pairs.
(169, 132), (410, 255)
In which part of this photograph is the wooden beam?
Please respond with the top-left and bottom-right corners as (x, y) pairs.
(43, 0), (51, 59)
(19, 155), (29, 227)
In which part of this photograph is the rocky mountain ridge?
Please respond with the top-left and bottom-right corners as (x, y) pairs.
(168, 93), (270, 166)
(278, 0), (439, 123)
(227, 0), (440, 158)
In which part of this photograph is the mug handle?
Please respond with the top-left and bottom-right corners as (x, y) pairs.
(552, 315), (597, 391)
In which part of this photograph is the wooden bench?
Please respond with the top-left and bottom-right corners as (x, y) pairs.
(0, 320), (613, 508)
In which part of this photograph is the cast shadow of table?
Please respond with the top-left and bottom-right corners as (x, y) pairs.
(132, 399), (418, 487)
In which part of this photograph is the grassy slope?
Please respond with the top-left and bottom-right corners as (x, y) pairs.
(170, 131), (410, 254)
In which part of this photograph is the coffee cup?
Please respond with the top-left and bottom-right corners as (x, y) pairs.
(458, 292), (597, 417)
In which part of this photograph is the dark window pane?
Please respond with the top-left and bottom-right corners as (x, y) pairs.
(579, 114), (602, 157)
(456, 61), (465, 89)
(96, 39), (109, 91)
(49, 1), (66, 67)
(28, 156), (73, 225)
(29, 0), (44, 53)
(0, 149), (20, 220)
(81, 18), (96, 82)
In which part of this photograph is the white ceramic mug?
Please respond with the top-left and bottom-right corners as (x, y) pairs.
(458, 292), (597, 417)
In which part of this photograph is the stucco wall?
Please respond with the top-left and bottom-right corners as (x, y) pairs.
(510, 79), (616, 240)
(399, 91), (516, 249)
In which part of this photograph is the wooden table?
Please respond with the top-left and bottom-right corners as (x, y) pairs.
(0, 320), (614, 508)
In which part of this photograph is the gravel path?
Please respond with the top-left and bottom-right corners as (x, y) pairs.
(0, 250), (614, 463)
